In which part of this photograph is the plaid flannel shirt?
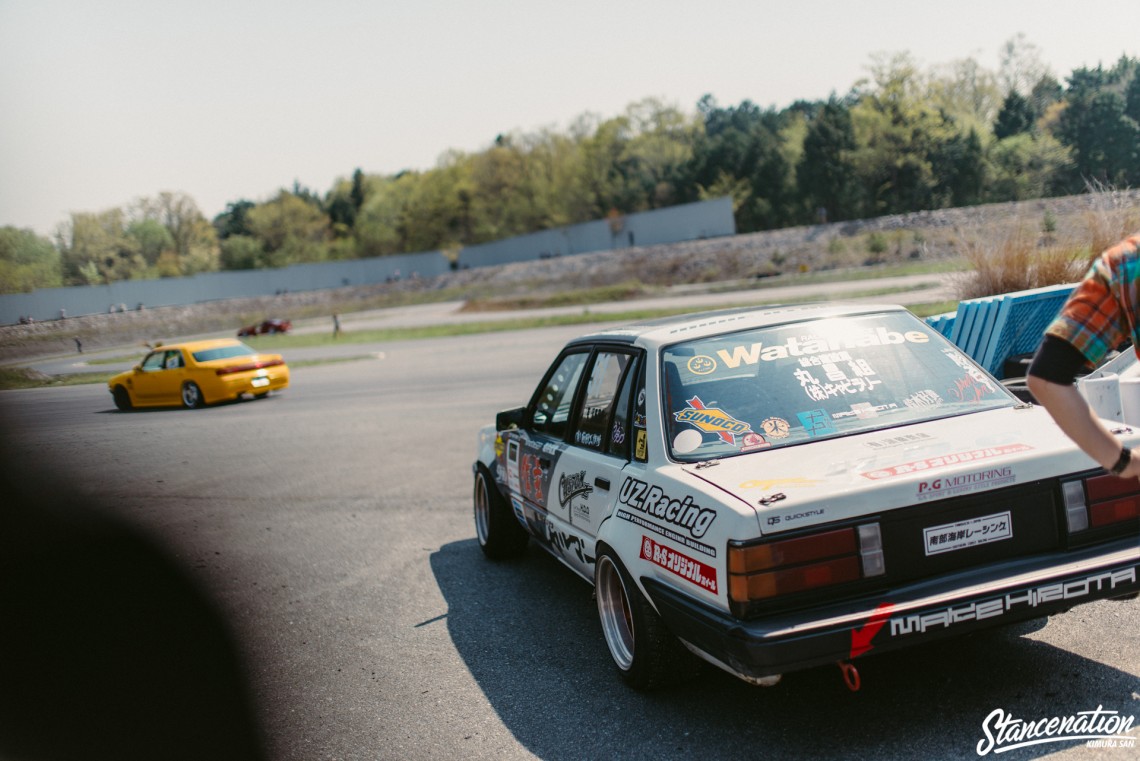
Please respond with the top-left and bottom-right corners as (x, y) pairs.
(1046, 234), (1140, 366)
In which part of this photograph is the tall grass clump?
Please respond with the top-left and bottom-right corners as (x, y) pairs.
(956, 185), (1140, 301)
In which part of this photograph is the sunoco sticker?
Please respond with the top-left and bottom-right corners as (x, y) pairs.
(923, 511), (1011, 556)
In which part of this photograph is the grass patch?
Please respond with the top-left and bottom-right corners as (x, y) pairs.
(0, 367), (115, 390)
(83, 354), (145, 365)
(461, 280), (658, 311)
(289, 355), (377, 369)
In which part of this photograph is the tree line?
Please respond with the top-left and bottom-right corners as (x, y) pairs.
(2, 41), (1138, 295)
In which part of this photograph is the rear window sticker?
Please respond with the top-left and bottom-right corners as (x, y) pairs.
(741, 432), (770, 452)
(760, 417), (790, 438)
(673, 429), (703, 454)
(674, 396), (754, 445)
(797, 409), (836, 437)
(687, 355), (717, 375)
(904, 389), (943, 409)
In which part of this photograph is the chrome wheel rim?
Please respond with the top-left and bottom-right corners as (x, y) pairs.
(182, 383), (199, 407)
(596, 555), (635, 670)
(473, 473), (490, 546)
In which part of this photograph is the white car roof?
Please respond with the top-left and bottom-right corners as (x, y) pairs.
(572, 302), (913, 350)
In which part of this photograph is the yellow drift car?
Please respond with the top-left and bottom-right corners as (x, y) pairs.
(109, 338), (289, 410)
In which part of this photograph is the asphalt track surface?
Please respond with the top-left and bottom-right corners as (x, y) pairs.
(2, 291), (1138, 760)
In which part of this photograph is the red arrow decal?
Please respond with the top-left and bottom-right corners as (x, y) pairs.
(850, 603), (894, 659)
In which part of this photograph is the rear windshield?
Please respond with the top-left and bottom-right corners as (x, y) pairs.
(661, 311), (1014, 461)
(192, 343), (256, 362)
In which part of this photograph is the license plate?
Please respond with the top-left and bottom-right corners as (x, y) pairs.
(251, 377), (269, 388)
(923, 511), (1011, 556)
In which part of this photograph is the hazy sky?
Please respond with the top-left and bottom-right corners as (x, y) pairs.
(2, 0), (1137, 236)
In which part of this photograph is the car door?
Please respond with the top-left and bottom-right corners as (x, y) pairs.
(502, 350), (590, 550)
(544, 348), (643, 579)
(132, 349), (185, 404)
(130, 350), (167, 402)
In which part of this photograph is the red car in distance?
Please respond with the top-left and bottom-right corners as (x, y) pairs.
(237, 318), (292, 337)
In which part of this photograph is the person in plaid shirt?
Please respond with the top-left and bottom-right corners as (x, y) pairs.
(1027, 233), (1140, 479)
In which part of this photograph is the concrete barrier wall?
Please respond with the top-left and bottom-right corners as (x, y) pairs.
(1, 250), (449, 325)
(2, 197), (734, 324)
(457, 197), (735, 268)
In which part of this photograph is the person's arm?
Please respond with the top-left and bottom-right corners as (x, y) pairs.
(1026, 375), (1140, 478)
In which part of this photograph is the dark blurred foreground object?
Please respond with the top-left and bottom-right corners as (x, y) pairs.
(0, 474), (266, 761)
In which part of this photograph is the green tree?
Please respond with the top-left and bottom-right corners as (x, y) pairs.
(797, 98), (859, 222)
(849, 52), (975, 216)
(987, 132), (1074, 201)
(245, 190), (331, 267)
(214, 200), (256, 239)
(58, 209), (145, 285)
(1060, 89), (1140, 185)
(134, 192), (219, 275)
(688, 96), (797, 231)
(994, 91), (1036, 139)
(0, 226), (62, 293)
(219, 235), (264, 270)
(126, 218), (174, 267)
(354, 172), (419, 256)
(931, 128), (987, 207)
(1126, 73), (1140, 124)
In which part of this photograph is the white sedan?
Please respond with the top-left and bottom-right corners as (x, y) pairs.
(472, 304), (1140, 690)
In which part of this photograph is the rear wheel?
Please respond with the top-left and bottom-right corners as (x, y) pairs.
(181, 381), (204, 409)
(595, 547), (701, 690)
(112, 385), (132, 411)
(473, 465), (528, 559)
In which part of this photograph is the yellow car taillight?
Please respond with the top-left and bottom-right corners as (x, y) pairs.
(728, 523), (885, 608)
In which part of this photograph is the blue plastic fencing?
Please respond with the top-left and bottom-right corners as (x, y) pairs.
(924, 283), (1076, 378)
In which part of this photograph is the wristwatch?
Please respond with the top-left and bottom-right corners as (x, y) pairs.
(1110, 445), (1132, 475)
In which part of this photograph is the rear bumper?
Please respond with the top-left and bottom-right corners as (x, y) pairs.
(217, 368), (289, 399)
(644, 538), (1140, 680)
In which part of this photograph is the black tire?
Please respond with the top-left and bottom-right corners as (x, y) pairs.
(473, 465), (528, 559)
(594, 546), (702, 690)
(253, 392), (269, 399)
(181, 382), (204, 409)
(112, 385), (133, 411)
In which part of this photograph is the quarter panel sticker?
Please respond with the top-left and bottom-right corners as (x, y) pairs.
(640, 536), (718, 593)
(617, 477), (716, 538)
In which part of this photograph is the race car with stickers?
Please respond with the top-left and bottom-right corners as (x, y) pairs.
(472, 303), (1140, 690)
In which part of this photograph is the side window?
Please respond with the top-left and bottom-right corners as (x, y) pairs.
(531, 352), (589, 439)
(164, 350), (184, 369)
(141, 352), (164, 371)
(605, 354), (640, 458)
(572, 351), (632, 453)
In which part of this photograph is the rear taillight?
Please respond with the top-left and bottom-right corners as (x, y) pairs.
(1064, 474), (1140, 531)
(728, 523), (885, 609)
(216, 358), (283, 376)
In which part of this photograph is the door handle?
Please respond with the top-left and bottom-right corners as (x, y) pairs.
(594, 477), (611, 491)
